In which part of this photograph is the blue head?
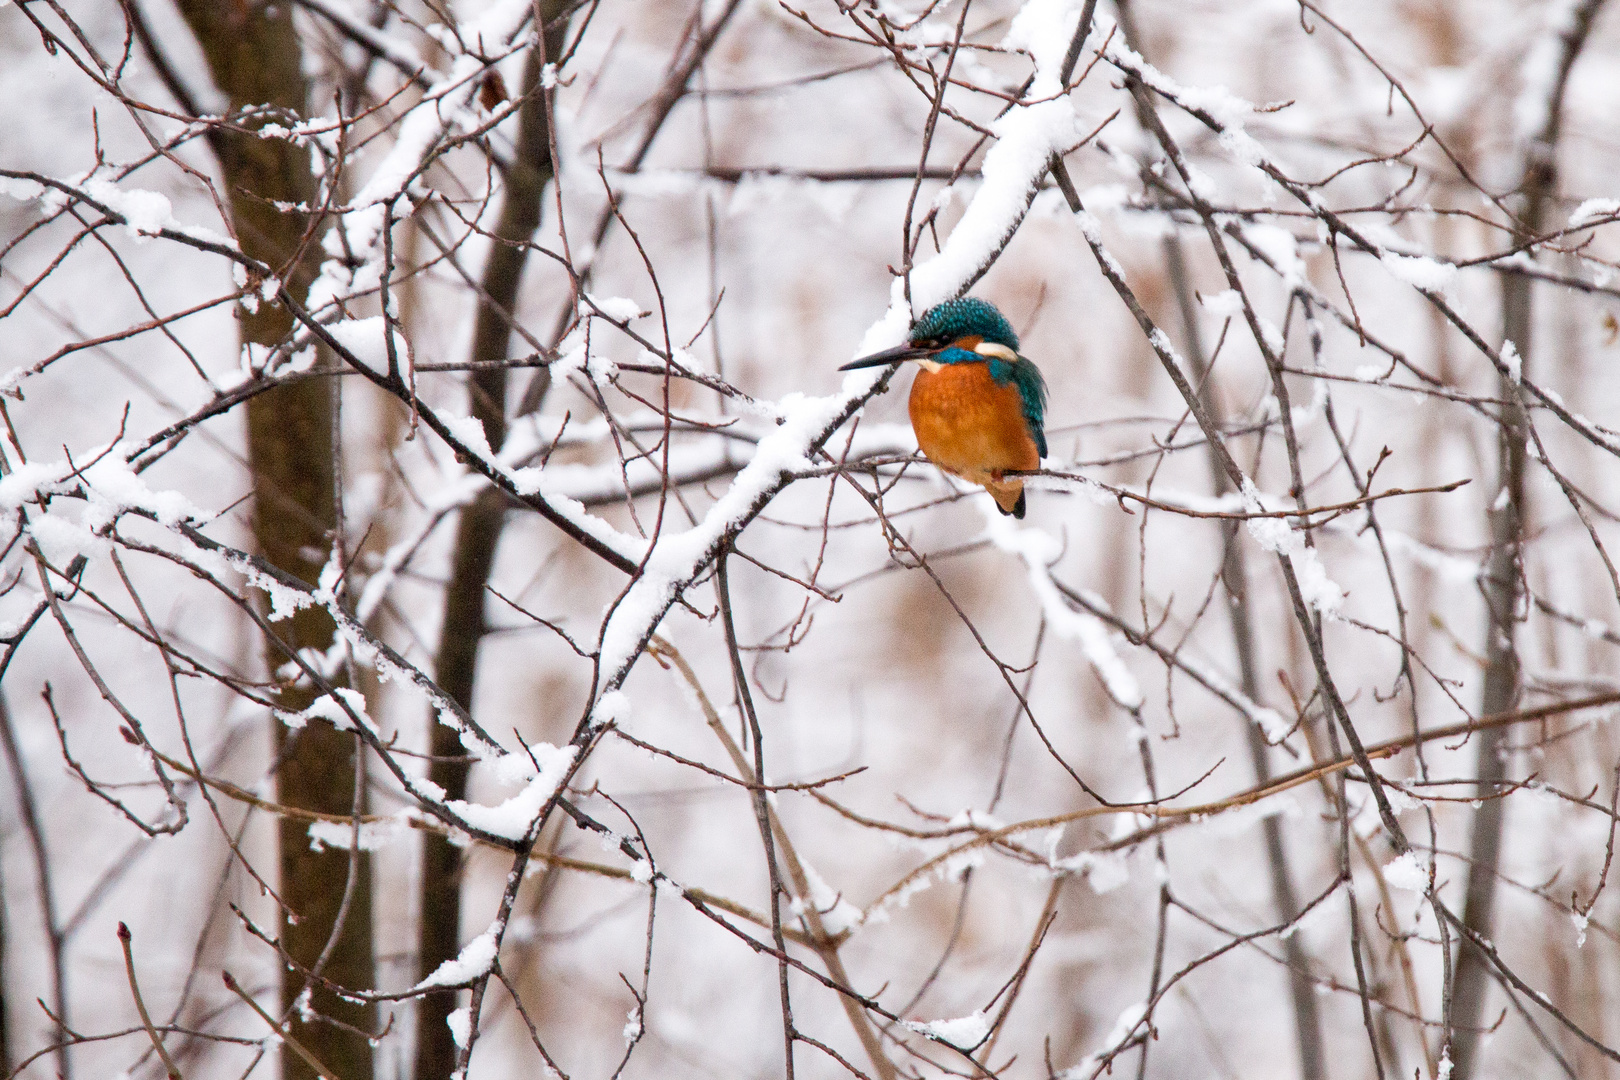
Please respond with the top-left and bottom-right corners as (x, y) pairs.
(841, 296), (1047, 457)
(908, 297), (1019, 353)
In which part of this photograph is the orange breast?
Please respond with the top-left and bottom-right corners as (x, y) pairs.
(907, 362), (1039, 485)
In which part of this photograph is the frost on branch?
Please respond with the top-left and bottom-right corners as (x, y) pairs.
(9, 2), (1620, 1079)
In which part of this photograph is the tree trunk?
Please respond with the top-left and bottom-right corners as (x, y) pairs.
(1450, 4), (1606, 1075)
(1115, 5), (1325, 1071)
(1162, 234), (1327, 1080)
(1448, 213), (1534, 1080)
(168, 5), (374, 1079)
(416, 14), (567, 1079)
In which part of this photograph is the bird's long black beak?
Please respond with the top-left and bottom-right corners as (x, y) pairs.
(838, 343), (935, 370)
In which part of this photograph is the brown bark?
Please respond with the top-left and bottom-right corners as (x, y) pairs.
(1448, 258), (1529, 1080)
(1164, 234), (1328, 1080)
(416, 14), (566, 1079)
(1113, 6), (1325, 1074)
(166, 4), (374, 1079)
(1450, 4), (1607, 1077)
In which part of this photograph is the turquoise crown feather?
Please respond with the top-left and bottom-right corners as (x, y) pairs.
(909, 296), (1019, 350)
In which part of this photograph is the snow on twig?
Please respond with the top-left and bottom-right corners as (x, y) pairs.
(981, 500), (1143, 709)
(581, 0), (1093, 712)
(416, 923), (501, 990)
(303, 0), (536, 317)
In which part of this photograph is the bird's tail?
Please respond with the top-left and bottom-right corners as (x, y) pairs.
(986, 479), (1026, 519)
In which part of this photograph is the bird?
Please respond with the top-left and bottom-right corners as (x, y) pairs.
(840, 297), (1048, 518)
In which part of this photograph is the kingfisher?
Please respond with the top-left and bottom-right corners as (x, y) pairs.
(841, 297), (1048, 518)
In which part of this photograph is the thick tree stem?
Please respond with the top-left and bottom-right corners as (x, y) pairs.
(1451, 5), (1607, 1076)
(1115, 2), (1326, 1068)
(168, 3), (375, 1078)
(1449, 205), (1531, 1080)
(1163, 231), (1327, 1080)
(416, 18), (566, 1080)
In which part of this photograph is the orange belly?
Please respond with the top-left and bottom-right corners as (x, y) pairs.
(908, 362), (1039, 514)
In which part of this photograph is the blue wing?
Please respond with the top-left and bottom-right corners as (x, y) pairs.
(987, 356), (1048, 459)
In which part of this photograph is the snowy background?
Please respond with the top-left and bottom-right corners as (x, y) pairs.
(3, 0), (1620, 1078)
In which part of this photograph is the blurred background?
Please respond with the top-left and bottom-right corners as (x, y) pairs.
(3, 0), (1620, 1077)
